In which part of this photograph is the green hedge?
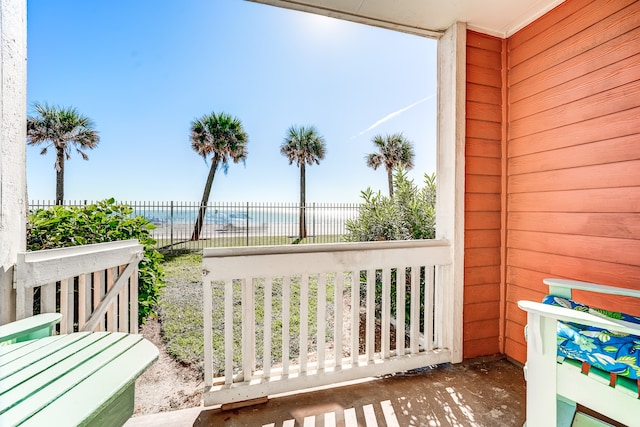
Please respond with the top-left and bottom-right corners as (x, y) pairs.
(27, 198), (164, 323)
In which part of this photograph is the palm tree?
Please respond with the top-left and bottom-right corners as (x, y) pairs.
(26, 103), (100, 205)
(366, 133), (415, 198)
(280, 125), (326, 239)
(190, 111), (248, 241)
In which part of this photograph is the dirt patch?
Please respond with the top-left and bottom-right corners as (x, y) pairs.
(132, 319), (203, 415)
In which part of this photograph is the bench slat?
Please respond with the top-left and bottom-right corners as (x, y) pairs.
(0, 313), (62, 344)
(0, 333), (95, 385)
(19, 336), (158, 427)
(0, 333), (156, 426)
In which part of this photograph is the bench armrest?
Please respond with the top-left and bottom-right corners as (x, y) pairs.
(0, 313), (62, 344)
(518, 300), (640, 336)
(543, 278), (640, 299)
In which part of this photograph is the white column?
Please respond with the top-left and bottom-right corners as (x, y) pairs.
(436, 21), (466, 363)
(0, 0), (28, 324)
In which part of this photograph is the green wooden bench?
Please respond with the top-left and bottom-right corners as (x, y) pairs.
(0, 329), (158, 426)
(0, 313), (62, 345)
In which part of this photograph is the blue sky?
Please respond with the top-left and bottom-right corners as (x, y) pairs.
(26, 1), (437, 203)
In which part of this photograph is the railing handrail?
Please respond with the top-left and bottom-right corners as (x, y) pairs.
(16, 240), (143, 288)
(203, 239), (451, 280)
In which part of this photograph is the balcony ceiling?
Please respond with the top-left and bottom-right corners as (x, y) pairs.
(249, 0), (566, 38)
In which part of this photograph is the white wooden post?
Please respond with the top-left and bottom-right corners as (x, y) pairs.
(436, 21), (466, 363)
(0, 0), (27, 325)
(525, 312), (558, 426)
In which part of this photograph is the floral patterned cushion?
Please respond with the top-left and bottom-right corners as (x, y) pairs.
(542, 295), (640, 380)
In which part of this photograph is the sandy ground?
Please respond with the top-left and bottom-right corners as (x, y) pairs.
(132, 319), (203, 416)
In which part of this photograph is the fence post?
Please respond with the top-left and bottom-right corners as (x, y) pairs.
(170, 201), (174, 256)
(246, 202), (249, 247)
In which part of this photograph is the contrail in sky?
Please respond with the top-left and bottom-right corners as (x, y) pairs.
(352, 94), (435, 139)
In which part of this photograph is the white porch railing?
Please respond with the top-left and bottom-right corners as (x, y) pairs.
(14, 240), (144, 334)
(202, 239), (456, 406)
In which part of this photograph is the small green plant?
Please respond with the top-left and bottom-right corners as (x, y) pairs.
(27, 198), (164, 323)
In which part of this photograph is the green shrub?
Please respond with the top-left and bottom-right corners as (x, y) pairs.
(344, 169), (435, 242)
(27, 198), (164, 323)
(345, 170), (435, 333)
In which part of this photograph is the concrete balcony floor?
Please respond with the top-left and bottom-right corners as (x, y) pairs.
(126, 357), (525, 427)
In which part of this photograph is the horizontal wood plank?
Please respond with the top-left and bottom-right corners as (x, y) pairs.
(508, 212), (640, 239)
(465, 267), (501, 287)
(465, 281), (501, 302)
(465, 229), (501, 248)
(463, 319), (499, 340)
(510, 79), (640, 140)
(465, 174), (501, 194)
(464, 338), (501, 359)
(464, 302), (500, 323)
(509, 1), (639, 84)
(511, 52), (640, 117)
(509, 134), (640, 175)
(467, 46), (501, 69)
(466, 157), (501, 176)
(506, 248), (640, 290)
(466, 138), (501, 158)
(466, 101), (501, 122)
(466, 64), (502, 88)
(508, 0), (596, 51)
(467, 83), (502, 105)
(509, 160), (640, 193)
(510, 27), (640, 103)
(466, 193), (501, 212)
(508, 187), (640, 213)
(509, 106), (640, 157)
(464, 248), (501, 268)
(465, 212), (501, 230)
(467, 30), (503, 51)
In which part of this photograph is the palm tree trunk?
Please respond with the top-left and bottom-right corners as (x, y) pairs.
(55, 148), (65, 205)
(191, 157), (219, 241)
(299, 162), (307, 239)
(387, 168), (394, 198)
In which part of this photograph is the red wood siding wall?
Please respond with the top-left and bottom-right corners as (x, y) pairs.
(503, 0), (640, 364)
(464, 31), (504, 358)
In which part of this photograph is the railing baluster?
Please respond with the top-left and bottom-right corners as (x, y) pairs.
(300, 275), (309, 373)
(77, 273), (89, 330)
(282, 276), (291, 376)
(366, 269), (375, 362)
(118, 265), (128, 332)
(263, 278), (272, 378)
(203, 277), (213, 388)
(317, 274), (326, 370)
(59, 278), (73, 334)
(351, 270), (359, 364)
(426, 266), (435, 351)
(410, 266), (420, 354)
(334, 273), (344, 368)
(94, 272), (105, 332)
(41, 282), (56, 314)
(382, 268), (391, 359)
(130, 266), (138, 334)
(397, 268), (406, 355)
(106, 268), (116, 331)
(224, 279), (234, 385)
(242, 278), (255, 382)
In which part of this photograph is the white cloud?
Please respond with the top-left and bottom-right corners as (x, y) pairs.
(352, 94), (435, 139)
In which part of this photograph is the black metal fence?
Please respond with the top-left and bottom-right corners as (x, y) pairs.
(28, 200), (362, 253)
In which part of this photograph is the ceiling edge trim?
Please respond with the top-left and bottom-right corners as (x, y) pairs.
(505, 0), (566, 37)
(248, 0), (445, 38)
